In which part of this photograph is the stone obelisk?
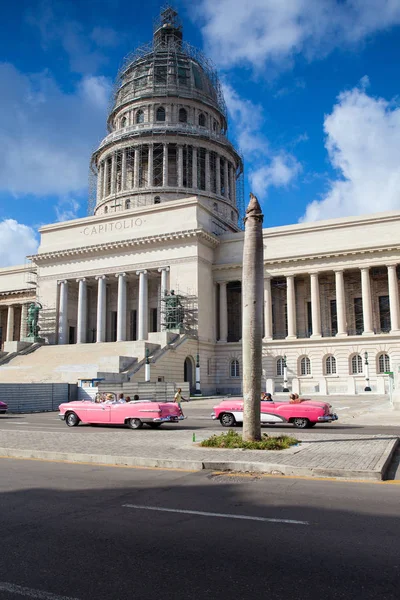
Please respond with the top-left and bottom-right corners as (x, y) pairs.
(242, 193), (264, 441)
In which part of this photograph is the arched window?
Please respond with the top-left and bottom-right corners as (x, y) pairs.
(125, 200), (131, 209)
(351, 354), (363, 374)
(154, 196), (161, 204)
(198, 113), (206, 127)
(213, 120), (217, 131)
(179, 108), (187, 123)
(121, 116), (127, 128)
(300, 356), (311, 376)
(156, 106), (166, 122)
(276, 357), (284, 377)
(136, 110), (144, 124)
(325, 355), (336, 375)
(378, 353), (390, 374)
(104, 206), (108, 214)
(230, 359), (240, 378)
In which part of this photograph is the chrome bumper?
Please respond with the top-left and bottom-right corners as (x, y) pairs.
(211, 412), (217, 420)
(317, 413), (338, 422)
(58, 413), (65, 421)
(153, 415), (186, 422)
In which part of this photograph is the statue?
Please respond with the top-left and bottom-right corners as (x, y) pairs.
(163, 290), (184, 330)
(27, 302), (42, 339)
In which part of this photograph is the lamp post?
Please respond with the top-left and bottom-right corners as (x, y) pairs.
(364, 351), (371, 392)
(195, 353), (202, 396)
(145, 348), (151, 383)
(283, 354), (289, 392)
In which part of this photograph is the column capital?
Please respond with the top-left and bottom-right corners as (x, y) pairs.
(76, 277), (86, 283)
(310, 271), (320, 277)
(360, 266), (370, 273)
(115, 272), (127, 278)
(95, 275), (107, 281)
(157, 266), (170, 273)
(58, 279), (68, 285)
(136, 269), (148, 276)
(387, 263), (398, 270)
(334, 268), (345, 274)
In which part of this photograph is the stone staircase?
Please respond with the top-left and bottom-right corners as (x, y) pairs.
(0, 340), (160, 384)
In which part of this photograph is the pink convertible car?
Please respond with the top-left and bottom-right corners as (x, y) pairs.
(212, 398), (338, 429)
(59, 395), (183, 430)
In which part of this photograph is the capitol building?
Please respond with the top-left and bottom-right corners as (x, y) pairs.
(0, 7), (400, 396)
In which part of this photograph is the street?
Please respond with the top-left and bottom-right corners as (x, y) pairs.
(0, 458), (399, 600)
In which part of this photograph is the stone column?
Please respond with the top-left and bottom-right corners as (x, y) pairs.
(110, 153), (116, 195)
(219, 281), (228, 342)
(224, 159), (230, 199)
(192, 146), (198, 189)
(147, 144), (153, 187)
(310, 272), (322, 338)
(216, 154), (221, 196)
(96, 276), (107, 343)
(133, 147), (140, 188)
(20, 303), (28, 340)
(96, 162), (103, 201)
(76, 278), (87, 344)
(136, 270), (148, 341)
(286, 275), (297, 339)
(6, 305), (14, 342)
(158, 267), (170, 330)
(121, 149), (127, 191)
(116, 273), (127, 342)
(230, 164), (236, 204)
(387, 264), (400, 332)
(162, 143), (168, 187)
(335, 269), (347, 336)
(103, 160), (109, 198)
(205, 150), (211, 192)
(361, 267), (374, 335)
(263, 277), (273, 340)
(58, 280), (69, 345)
(177, 145), (184, 188)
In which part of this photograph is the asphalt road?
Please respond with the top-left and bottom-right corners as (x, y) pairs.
(0, 459), (399, 600)
(1, 409), (400, 437)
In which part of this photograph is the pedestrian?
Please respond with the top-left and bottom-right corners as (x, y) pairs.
(174, 387), (187, 416)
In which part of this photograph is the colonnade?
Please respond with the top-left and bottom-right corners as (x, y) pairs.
(218, 264), (400, 341)
(0, 303), (29, 345)
(96, 143), (237, 204)
(57, 267), (170, 345)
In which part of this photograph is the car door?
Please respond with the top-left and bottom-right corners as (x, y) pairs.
(260, 401), (286, 423)
(84, 402), (112, 424)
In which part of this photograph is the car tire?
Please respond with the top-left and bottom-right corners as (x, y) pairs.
(148, 423), (162, 428)
(127, 418), (143, 430)
(292, 417), (310, 429)
(65, 412), (80, 427)
(220, 413), (236, 427)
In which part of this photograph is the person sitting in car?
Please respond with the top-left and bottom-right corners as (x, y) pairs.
(261, 392), (273, 401)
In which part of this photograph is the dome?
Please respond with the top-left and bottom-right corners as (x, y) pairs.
(108, 7), (227, 129)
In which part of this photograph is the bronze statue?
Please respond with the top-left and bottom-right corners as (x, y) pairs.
(27, 302), (42, 338)
(163, 290), (184, 330)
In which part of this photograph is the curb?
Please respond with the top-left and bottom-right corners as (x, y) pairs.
(0, 442), (397, 480)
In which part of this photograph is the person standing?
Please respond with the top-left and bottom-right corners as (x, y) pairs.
(174, 388), (187, 416)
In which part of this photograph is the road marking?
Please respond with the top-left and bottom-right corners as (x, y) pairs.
(336, 407), (350, 410)
(0, 581), (80, 599)
(122, 503), (309, 525)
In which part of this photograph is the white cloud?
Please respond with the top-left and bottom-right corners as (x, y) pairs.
(301, 80), (400, 222)
(0, 63), (111, 199)
(196, 0), (400, 70)
(250, 154), (302, 199)
(0, 219), (38, 267)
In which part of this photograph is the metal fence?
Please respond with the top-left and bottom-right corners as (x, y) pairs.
(0, 384), (72, 413)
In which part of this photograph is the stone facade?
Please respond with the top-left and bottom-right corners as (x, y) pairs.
(1, 8), (400, 394)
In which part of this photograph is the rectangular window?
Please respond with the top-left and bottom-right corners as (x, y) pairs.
(354, 298), (363, 335)
(111, 311), (117, 342)
(150, 308), (158, 333)
(330, 299), (337, 336)
(379, 295), (390, 332)
(307, 301), (312, 337)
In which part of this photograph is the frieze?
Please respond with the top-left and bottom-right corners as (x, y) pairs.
(82, 217), (143, 236)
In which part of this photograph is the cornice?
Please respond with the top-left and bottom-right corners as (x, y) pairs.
(29, 228), (219, 263)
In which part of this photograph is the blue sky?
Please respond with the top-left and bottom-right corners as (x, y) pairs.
(1, 0), (400, 266)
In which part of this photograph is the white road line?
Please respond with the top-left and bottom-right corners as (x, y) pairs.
(0, 582), (80, 599)
(122, 504), (309, 525)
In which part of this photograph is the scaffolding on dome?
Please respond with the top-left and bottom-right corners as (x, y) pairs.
(160, 288), (198, 335)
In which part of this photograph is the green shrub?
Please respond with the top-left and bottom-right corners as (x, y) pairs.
(200, 430), (299, 450)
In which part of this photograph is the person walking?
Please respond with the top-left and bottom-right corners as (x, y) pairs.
(174, 387), (188, 417)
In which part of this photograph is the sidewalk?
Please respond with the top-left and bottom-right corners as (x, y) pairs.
(0, 426), (397, 481)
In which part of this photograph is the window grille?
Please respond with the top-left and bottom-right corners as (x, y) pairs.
(230, 359), (240, 378)
(351, 354), (363, 374)
(325, 355), (336, 375)
(300, 356), (311, 376)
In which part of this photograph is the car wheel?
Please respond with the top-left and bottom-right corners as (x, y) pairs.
(292, 418), (310, 429)
(65, 412), (80, 427)
(127, 418), (143, 430)
(148, 423), (162, 428)
(220, 413), (236, 427)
